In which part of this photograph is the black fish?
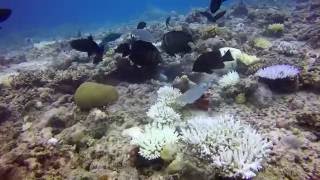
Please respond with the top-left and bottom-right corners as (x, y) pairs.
(166, 16), (171, 28)
(211, 10), (227, 22)
(192, 50), (234, 74)
(210, 0), (223, 14)
(162, 31), (193, 55)
(137, 21), (147, 29)
(115, 43), (131, 57)
(200, 10), (226, 22)
(0, 9), (11, 23)
(129, 40), (162, 67)
(115, 40), (162, 67)
(70, 36), (104, 64)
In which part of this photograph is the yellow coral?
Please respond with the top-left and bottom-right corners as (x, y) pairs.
(0, 75), (13, 88)
(201, 25), (222, 38)
(238, 53), (260, 66)
(267, 23), (284, 34)
(253, 38), (272, 49)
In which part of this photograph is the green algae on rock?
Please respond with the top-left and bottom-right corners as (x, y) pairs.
(74, 82), (119, 109)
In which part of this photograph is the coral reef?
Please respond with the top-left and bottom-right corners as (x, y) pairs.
(0, 1), (320, 179)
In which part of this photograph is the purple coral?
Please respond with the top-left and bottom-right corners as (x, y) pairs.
(255, 64), (299, 80)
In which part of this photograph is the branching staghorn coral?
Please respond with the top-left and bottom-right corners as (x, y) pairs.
(130, 86), (182, 160)
(131, 124), (180, 160)
(181, 115), (272, 179)
(218, 71), (240, 88)
(146, 102), (181, 125)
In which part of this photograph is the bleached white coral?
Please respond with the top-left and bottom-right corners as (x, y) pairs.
(274, 41), (298, 55)
(147, 102), (181, 125)
(255, 64), (299, 80)
(181, 115), (272, 179)
(156, 86), (182, 107)
(131, 125), (179, 160)
(218, 71), (240, 88)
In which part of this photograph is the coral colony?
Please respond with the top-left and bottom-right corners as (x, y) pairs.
(256, 64), (300, 80)
(129, 86), (272, 179)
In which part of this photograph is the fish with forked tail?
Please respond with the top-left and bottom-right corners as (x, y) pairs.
(192, 49), (234, 74)
(200, 0), (228, 23)
(70, 36), (104, 64)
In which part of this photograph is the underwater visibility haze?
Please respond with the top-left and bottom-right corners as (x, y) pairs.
(0, 0), (320, 179)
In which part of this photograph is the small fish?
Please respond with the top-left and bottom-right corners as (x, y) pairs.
(0, 9), (11, 23)
(137, 21), (147, 29)
(162, 31), (193, 55)
(210, 0), (223, 14)
(192, 50), (234, 74)
(165, 16), (171, 28)
(70, 36), (104, 64)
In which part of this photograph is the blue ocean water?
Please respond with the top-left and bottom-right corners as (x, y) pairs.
(0, 0), (233, 49)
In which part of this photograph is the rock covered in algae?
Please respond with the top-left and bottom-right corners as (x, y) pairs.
(74, 82), (119, 109)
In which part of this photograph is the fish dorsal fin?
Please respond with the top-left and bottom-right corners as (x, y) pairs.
(221, 50), (234, 62)
(88, 35), (94, 41)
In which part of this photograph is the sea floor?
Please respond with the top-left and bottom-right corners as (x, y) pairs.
(0, 0), (320, 179)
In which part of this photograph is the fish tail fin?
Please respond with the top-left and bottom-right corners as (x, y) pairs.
(221, 50), (234, 62)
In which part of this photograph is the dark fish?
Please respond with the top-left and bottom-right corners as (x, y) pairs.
(137, 21), (147, 29)
(0, 9), (11, 23)
(212, 10), (227, 22)
(70, 36), (104, 64)
(210, 0), (223, 14)
(162, 31), (193, 55)
(199, 11), (216, 22)
(115, 43), (131, 57)
(166, 16), (171, 28)
(102, 33), (121, 43)
(129, 40), (162, 67)
(221, 50), (234, 62)
(192, 50), (234, 74)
